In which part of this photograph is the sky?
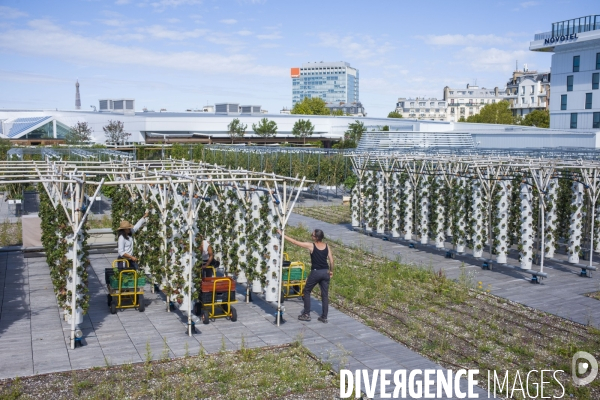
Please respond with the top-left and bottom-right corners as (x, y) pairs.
(0, 0), (596, 117)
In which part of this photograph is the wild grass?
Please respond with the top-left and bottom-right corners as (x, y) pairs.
(294, 204), (351, 225)
(0, 344), (337, 400)
(283, 224), (600, 400)
(0, 219), (21, 247)
(86, 214), (113, 229)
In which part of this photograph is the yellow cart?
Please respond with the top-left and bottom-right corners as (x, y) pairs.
(282, 261), (307, 299)
(195, 277), (237, 324)
(106, 259), (145, 314)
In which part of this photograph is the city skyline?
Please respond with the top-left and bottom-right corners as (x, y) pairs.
(0, 0), (596, 117)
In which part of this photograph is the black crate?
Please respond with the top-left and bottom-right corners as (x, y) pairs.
(200, 290), (236, 304)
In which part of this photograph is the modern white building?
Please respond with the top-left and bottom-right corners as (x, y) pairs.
(291, 61), (359, 106)
(443, 84), (506, 122)
(504, 68), (551, 117)
(530, 15), (600, 129)
(394, 98), (448, 121)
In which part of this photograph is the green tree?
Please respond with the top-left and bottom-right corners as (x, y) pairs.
(227, 118), (247, 144)
(465, 101), (514, 124)
(251, 118), (278, 145)
(0, 138), (11, 161)
(290, 97), (330, 115)
(381, 125), (390, 131)
(330, 109), (344, 116)
(343, 120), (366, 147)
(458, 116), (467, 122)
(292, 119), (314, 145)
(520, 109), (550, 128)
(102, 120), (130, 144)
(65, 122), (93, 145)
(387, 111), (403, 118)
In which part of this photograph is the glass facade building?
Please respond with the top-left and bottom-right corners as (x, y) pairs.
(291, 61), (359, 105)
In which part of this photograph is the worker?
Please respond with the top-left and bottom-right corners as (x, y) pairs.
(199, 234), (220, 277)
(117, 212), (148, 270)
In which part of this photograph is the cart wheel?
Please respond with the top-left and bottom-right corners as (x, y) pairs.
(201, 309), (210, 325)
(194, 302), (201, 316)
(107, 294), (112, 307)
(230, 307), (237, 322)
(110, 301), (117, 315)
(138, 294), (145, 312)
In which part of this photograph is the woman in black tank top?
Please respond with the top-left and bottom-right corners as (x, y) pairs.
(279, 228), (334, 323)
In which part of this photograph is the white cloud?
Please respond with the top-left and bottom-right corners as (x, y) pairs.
(146, 0), (203, 10)
(142, 24), (207, 40)
(457, 47), (529, 72)
(237, 30), (253, 36)
(167, 18), (180, 23)
(257, 32), (282, 40)
(0, 6), (27, 19)
(70, 21), (91, 26)
(317, 33), (394, 61)
(418, 34), (512, 46)
(115, 0), (132, 4)
(220, 19), (237, 25)
(0, 20), (284, 76)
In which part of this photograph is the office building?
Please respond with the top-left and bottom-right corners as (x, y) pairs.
(291, 61), (359, 106)
(326, 101), (366, 117)
(530, 15), (600, 129)
(504, 67), (551, 117)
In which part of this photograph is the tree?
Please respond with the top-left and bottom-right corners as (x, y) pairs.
(0, 138), (11, 161)
(227, 118), (247, 144)
(290, 97), (330, 115)
(251, 118), (278, 145)
(521, 109), (550, 128)
(291, 119), (314, 145)
(465, 101), (515, 124)
(330, 109), (344, 116)
(387, 111), (403, 118)
(344, 120), (366, 146)
(458, 116), (467, 122)
(102, 120), (131, 145)
(65, 122), (93, 144)
(381, 125), (390, 131)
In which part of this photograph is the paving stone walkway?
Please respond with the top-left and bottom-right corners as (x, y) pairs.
(0, 250), (494, 399)
(288, 213), (600, 328)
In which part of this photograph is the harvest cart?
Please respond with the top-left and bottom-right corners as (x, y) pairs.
(105, 259), (145, 314)
(281, 261), (308, 299)
(194, 276), (237, 324)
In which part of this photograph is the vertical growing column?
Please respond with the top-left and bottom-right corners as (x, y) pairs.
(250, 192), (263, 292)
(519, 182), (533, 270)
(264, 195), (281, 303)
(471, 179), (486, 258)
(403, 178), (414, 240)
(419, 178), (430, 244)
(434, 177), (446, 248)
(568, 182), (584, 264)
(376, 171), (386, 234)
(66, 234), (84, 326)
(495, 181), (509, 264)
(454, 177), (468, 253)
(390, 172), (401, 237)
(351, 180), (361, 228)
(544, 178), (558, 258)
(364, 170), (374, 232)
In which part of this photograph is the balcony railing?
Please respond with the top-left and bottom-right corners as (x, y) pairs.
(534, 15), (600, 40)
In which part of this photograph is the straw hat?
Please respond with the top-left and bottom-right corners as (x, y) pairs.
(119, 220), (134, 230)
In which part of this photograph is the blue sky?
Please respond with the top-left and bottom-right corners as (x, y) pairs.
(0, 0), (596, 117)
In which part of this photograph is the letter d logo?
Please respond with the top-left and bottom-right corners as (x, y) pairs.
(572, 351), (598, 386)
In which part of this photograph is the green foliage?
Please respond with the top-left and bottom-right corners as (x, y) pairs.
(344, 120), (366, 144)
(387, 111), (403, 118)
(103, 120), (130, 144)
(290, 97), (330, 115)
(520, 109), (550, 128)
(381, 125), (390, 131)
(65, 122), (93, 144)
(227, 118), (247, 144)
(251, 118), (278, 144)
(291, 119), (314, 145)
(465, 101), (515, 124)
(0, 138), (11, 161)
(458, 116), (466, 122)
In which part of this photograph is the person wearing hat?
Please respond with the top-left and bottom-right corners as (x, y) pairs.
(117, 212), (148, 270)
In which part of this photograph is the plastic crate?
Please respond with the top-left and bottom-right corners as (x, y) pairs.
(201, 277), (236, 293)
(200, 290), (236, 304)
(282, 263), (308, 281)
(109, 275), (146, 289)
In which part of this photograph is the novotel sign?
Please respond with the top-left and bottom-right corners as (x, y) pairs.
(544, 33), (578, 45)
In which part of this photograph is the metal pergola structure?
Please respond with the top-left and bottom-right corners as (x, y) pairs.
(7, 147), (134, 161)
(0, 159), (308, 348)
(350, 150), (600, 281)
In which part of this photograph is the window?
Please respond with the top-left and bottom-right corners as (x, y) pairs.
(567, 75), (573, 91)
(531, 97), (534, 104)
(531, 85), (535, 94)
(522, 97), (525, 104)
(573, 55), (580, 72)
(597, 53), (600, 69)
(594, 112), (600, 128)
(593, 73), (599, 90)
(586, 93), (593, 109)
(561, 94), (567, 110)
(521, 86), (525, 95)
(570, 113), (578, 129)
